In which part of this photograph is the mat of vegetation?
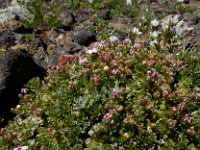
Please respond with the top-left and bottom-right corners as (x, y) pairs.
(0, 0), (200, 150)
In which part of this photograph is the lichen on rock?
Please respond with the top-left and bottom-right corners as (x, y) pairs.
(0, 0), (34, 26)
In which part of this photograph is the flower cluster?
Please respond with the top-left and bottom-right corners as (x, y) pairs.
(103, 109), (117, 122)
(0, 1), (199, 149)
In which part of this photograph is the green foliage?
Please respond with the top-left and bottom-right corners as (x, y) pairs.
(1, 31), (200, 149)
(0, 1), (200, 150)
(0, 50), (6, 57)
(86, 141), (113, 150)
(17, 0), (63, 29)
(88, 18), (123, 40)
(106, 0), (145, 18)
(69, 0), (81, 10)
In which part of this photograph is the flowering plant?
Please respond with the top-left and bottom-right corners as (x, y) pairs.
(0, 1), (200, 150)
(0, 33), (199, 149)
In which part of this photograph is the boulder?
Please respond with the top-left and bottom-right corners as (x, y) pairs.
(0, 51), (46, 127)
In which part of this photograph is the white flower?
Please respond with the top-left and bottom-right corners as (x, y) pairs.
(150, 31), (159, 38)
(88, 130), (94, 136)
(172, 15), (180, 24)
(149, 40), (158, 46)
(86, 47), (98, 54)
(151, 19), (159, 27)
(98, 40), (107, 48)
(85, 138), (92, 146)
(162, 25), (169, 31)
(131, 27), (142, 35)
(14, 146), (28, 150)
(177, 0), (184, 2)
(21, 88), (29, 94)
(126, 0), (132, 5)
(161, 14), (180, 28)
(88, 0), (93, 3)
(28, 139), (35, 146)
(109, 36), (119, 42)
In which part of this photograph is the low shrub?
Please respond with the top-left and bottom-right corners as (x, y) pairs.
(0, 34), (199, 149)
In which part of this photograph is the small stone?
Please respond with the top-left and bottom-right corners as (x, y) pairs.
(72, 29), (96, 46)
(0, 30), (20, 49)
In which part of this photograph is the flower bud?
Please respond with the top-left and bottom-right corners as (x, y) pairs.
(124, 59), (133, 67)
(187, 127), (195, 136)
(115, 105), (123, 112)
(123, 132), (130, 140)
(104, 66), (110, 73)
(123, 115), (134, 125)
(15, 105), (22, 113)
(33, 108), (43, 117)
(93, 123), (104, 133)
(104, 100), (114, 110)
(23, 94), (29, 100)
(189, 143), (196, 150)
(48, 128), (57, 137)
(16, 105), (22, 110)
(153, 91), (161, 99)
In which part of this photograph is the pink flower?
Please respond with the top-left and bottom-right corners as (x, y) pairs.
(112, 68), (120, 75)
(103, 113), (112, 122)
(79, 57), (88, 65)
(182, 113), (192, 124)
(140, 96), (149, 105)
(102, 52), (112, 62)
(151, 71), (160, 79)
(183, 96), (190, 103)
(14, 146), (28, 150)
(86, 47), (98, 54)
(123, 39), (132, 44)
(111, 60), (118, 66)
(33, 108), (42, 117)
(109, 109), (117, 116)
(117, 51), (123, 56)
(99, 40), (107, 49)
(93, 75), (101, 85)
(177, 102), (186, 112)
(133, 43), (141, 48)
(129, 49), (135, 55)
(112, 91), (120, 99)
(103, 109), (117, 122)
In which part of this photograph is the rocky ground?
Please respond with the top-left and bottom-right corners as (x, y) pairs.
(0, 0), (199, 69)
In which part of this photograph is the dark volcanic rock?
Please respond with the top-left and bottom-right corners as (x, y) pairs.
(0, 51), (46, 127)
(75, 8), (95, 23)
(0, 0), (12, 8)
(100, 8), (111, 20)
(0, 30), (16, 49)
(0, 30), (22, 49)
(72, 29), (96, 46)
(58, 8), (76, 30)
